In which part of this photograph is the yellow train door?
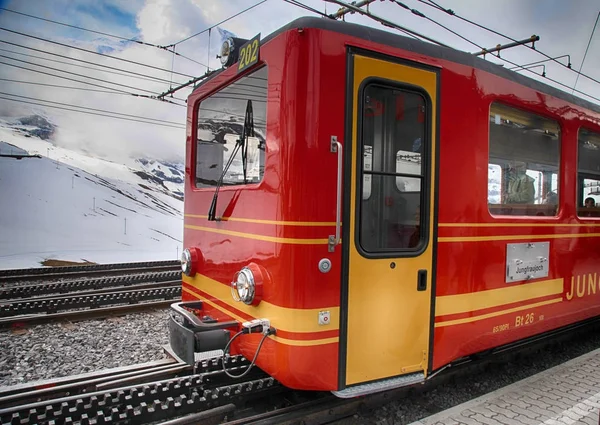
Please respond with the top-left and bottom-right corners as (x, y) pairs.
(336, 52), (438, 396)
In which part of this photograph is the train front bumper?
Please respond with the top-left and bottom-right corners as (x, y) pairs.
(168, 301), (238, 365)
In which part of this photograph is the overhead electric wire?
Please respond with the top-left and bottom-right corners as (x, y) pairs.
(0, 60), (187, 105)
(381, 0), (600, 104)
(282, 0), (334, 18)
(389, 0), (484, 50)
(0, 91), (186, 124)
(0, 78), (144, 95)
(1, 60), (132, 95)
(0, 53), (162, 95)
(486, 53), (600, 105)
(0, 7), (209, 69)
(0, 47), (184, 85)
(0, 39), (187, 85)
(324, 0), (442, 44)
(0, 7), (159, 48)
(572, 11), (599, 94)
(416, 0), (600, 89)
(173, 0), (268, 45)
(0, 27), (195, 78)
(0, 96), (186, 129)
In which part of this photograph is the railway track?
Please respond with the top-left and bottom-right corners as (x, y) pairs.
(0, 355), (280, 425)
(2, 319), (600, 424)
(0, 261), (182, 326)
(0, 260), (180, 285)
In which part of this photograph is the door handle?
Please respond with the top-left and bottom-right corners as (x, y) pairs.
(329, 135), (343, 252)
(417, 269), (427, 291)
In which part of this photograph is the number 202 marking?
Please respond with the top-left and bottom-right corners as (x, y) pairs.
(238, 39), (259, 71)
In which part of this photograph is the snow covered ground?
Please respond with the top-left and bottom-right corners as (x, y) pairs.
(0, 118), (184, 270)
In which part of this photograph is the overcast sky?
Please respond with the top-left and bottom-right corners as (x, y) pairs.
(0, 0), (598, 163)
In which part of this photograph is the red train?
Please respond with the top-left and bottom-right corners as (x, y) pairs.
(169, 16), (600, 397)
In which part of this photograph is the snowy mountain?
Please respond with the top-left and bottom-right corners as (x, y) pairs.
(135, 158), (185, 199)
(11, 115), (56, 141)
(0, 117), (185, 269)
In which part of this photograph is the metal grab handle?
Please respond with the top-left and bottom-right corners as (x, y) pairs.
(329, 136), (342, 252)
(170, 301), (237, 331)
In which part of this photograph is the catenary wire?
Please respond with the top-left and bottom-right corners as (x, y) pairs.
(0, 78), (143, 95)
(323, 0), (436, 43)
(572, 11), (599, 94)
(0, 60), (188, 104)
(389, 0), (600, 104)
(0, 47), (184, 85)
(0, 91), (186, 123)
(0, 96), (186, 129)
(0, 27), (195, 78)
(389, 1), (484, 49)
(0, 53), (163, 95)
(1, 60), (134, 95)
(173, 0), (268, 45)
(416, 0), (600, 88)
(282, 0), (334, 18)
(0, 7), (209, 69)
(0, 7), (159, 48)
(0, 39), (187, 85)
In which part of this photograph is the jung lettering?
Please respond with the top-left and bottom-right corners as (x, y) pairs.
(566, 273), (598, 301)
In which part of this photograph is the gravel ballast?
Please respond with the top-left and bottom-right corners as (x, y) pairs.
(0, 309), (170, 387)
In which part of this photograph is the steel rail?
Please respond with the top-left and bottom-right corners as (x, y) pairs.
(0, 260), (179, 284)
(0, 355), (280, 425)
(0, 278), (181, 301)
(0, 359), (185, 409)
(0, 286), (181, 317)
(0, 298), (176, 326)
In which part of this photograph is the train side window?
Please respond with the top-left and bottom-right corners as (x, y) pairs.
(488, 102), (561, 217)
(577, 128), (600, 218)
(195, 66), (267, 188)
(359, 84), (426, 252)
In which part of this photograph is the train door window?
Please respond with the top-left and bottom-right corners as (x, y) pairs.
(359, 84), (427, 252)
(577, 128), (600, 218)
(195, 66), (267, 188)
(488, 102), (561, 216)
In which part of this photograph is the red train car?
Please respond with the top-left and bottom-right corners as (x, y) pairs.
(169, 16), (600, 397)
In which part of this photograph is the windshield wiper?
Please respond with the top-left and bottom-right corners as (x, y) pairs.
(207, 99), (253, 221)
(241, 99), (254, 184)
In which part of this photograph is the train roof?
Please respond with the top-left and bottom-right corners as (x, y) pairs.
(196, 16), (600, 116)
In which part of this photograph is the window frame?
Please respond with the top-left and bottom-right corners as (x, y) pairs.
(577, 127), (600, 219)
(487, 101), (562, 218)
(193, 65), (268, 189)
(354, 77), (433, 258)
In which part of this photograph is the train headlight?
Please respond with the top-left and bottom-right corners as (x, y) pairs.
(232, 267), (255, 304)
(180, 247), (202, 277)
(231, 263), (266, 306)
(181, 249), (192, 275)
(219, 38), (235, 68)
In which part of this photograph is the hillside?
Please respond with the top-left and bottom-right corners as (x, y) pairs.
(0, 118), (184, 269)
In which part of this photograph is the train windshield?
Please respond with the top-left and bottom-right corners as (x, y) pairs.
(195, 66), (267, 188)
